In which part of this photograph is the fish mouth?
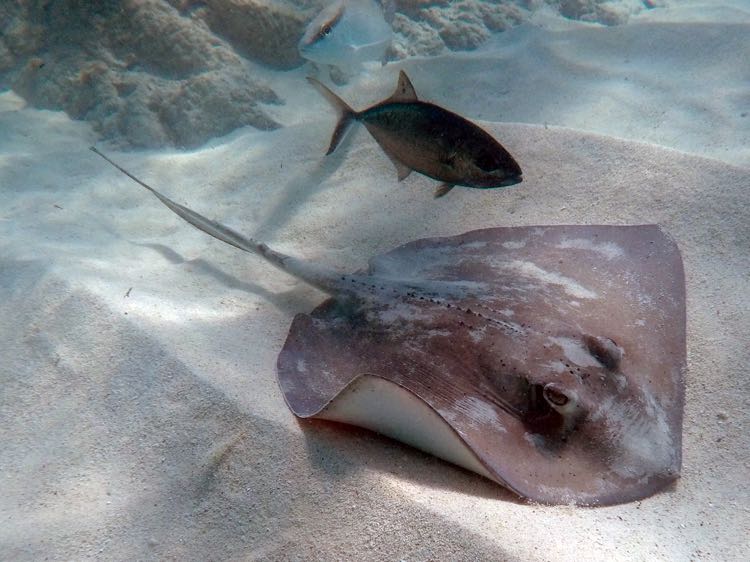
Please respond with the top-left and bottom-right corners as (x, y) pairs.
(498, 173), (523, 187)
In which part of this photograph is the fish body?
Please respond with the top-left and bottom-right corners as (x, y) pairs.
(299, 0), (392, 71)
(308, 71), (523, 197)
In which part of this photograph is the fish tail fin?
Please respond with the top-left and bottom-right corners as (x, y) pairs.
(307, 76), (357, 154)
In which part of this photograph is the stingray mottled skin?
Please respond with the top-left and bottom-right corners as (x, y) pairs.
(278, 225), (685, 505)
(92, 148), (686, 506)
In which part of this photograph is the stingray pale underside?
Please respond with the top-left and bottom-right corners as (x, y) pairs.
(278, 225), (685, 506)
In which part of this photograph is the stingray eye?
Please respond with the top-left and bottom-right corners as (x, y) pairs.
(583, 335), (623, 370)
(544, 385), (569, 407)
(543, 383), (579, 416)
(322, 24), (332, 36)
(475, 152), (499, 172)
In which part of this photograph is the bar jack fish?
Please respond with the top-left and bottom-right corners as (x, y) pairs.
(298, 0), (392, 74)
(308, 71), (524, 198)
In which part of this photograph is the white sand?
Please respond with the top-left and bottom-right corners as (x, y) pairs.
(1, 3), (749, 561)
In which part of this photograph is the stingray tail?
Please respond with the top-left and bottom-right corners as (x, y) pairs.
(307, 77), (357, 155)
(90, 147), (343, 296)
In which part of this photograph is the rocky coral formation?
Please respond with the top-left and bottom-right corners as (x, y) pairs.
(170, 0), (326, 69)
(390, 0), (525, 57)
(0, 0), (290, 148)
(0, 0), (665, 148)
(556, 0), (664, 26)
(388, 0), (661, 59)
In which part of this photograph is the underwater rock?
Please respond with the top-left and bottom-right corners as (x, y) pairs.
(0, 0), (669, 147)
(559, 0), (664, 26)
(389, 0), (662, 58)
(389, 14), (446, 59)
(186, 0), (327, 69)
(0, 0), (282, 148)
(391, 0), (524, 56)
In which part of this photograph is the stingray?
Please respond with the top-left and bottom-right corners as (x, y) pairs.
(92, 148), (685, 506)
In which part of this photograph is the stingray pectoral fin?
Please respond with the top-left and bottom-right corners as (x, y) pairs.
(434, 183), (455, 198)
(316, 374), (502, 485)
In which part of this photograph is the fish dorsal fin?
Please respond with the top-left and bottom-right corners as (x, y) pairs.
(386, 70), (418, 103)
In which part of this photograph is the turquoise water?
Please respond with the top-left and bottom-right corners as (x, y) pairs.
(1, 1), (749, 560)
(1, 1), (747, 164)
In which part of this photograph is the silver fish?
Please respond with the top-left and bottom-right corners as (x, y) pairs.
(308, 71), (523, 198)
(298, 0), (392, 72)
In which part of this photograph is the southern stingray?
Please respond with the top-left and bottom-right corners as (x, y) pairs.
(92, 148), (685, 506)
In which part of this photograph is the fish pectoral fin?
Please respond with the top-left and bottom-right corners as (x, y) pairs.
(385, 70), (418, 103)
(380, 146), (412, 181)
(395, 161), (413, 181)
(434, 183), (455, 198)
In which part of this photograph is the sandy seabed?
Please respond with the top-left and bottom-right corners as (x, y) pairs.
(1, 2), (749, 560)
